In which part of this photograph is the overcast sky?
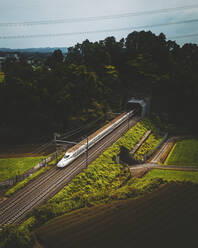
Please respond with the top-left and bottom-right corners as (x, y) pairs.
(0, 0), (198, 48)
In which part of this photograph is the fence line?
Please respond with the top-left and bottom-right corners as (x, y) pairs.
(0, 146), (67, 187)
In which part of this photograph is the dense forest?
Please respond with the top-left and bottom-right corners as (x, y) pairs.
(1, 31), (198, 144)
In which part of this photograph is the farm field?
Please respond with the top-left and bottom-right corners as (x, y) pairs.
(36, 182), (198, 248)
(0, 156), (45, 182)
(165, 138), (198, 166)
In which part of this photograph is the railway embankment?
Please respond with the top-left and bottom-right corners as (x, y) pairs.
(1, 117), (198, 248)
(20, 118), (163, 229)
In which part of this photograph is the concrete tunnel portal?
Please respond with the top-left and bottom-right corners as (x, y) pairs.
(128, 97), (148, 118)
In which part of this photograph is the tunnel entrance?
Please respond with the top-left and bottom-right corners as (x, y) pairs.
(127, 103), (142, 116)
(127, 97), (147, 118)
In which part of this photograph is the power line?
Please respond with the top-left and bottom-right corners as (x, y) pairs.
(1, 18), (198, 39)
(169, 33), (198, 40)
(31, 142), (52, 155)
(60, 115), (105, 140)
(60, 109), (124, 141)
(0, 4), (198, 27)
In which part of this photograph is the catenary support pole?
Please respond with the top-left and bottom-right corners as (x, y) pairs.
(86, 136), (88, 167)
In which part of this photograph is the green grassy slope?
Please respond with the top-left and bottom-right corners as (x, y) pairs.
(108, 169), (198, 201)
(134, 132), (162, 161)
(0, 157), (45, 182)
(165, 138), (198, 166)
(144, 169), (198, 183)
(36, 183), (198, 248)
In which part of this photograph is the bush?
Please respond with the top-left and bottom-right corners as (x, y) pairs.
(119, 146), (137, 165)
(0, 225), (33, 248)
(110, 177), (165, 200)
(134, 132), (162, 161)
(19, 217), (36, 232)
(32, 204), (56, 227)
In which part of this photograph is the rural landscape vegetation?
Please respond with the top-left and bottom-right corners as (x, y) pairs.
(0, 3), (198, 248)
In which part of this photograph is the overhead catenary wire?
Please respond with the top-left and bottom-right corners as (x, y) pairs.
(0, 4), (198, 27)
(30, 142), (52, 155)
(59, 114), (105, 140)
(1, 18), (198, 39)
(169, 33), (198, 40)
(66, 109), (126, 143)
(59, 126), (85, 140)
(52, 107), (123, 141)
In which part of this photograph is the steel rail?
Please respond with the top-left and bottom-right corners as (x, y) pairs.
(0, 117), (138, 224)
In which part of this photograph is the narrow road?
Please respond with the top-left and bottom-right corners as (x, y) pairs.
(150, 137), (174, 163)
(130, 163), (198, 171)
(0, 117), (139, 225)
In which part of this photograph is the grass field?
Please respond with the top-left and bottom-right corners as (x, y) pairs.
(0, 72), (4, 83)
(35, 183), (198, 247)
(0, 157), (45, 182)
(144, 169), (198, 184)
(165, 138), (198, 166)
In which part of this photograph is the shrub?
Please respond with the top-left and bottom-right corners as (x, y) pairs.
(0, 225), (33, 248)
(19, 217), (36, 232)
(119, 146), (137, 165)
(134, 133), (162, 161)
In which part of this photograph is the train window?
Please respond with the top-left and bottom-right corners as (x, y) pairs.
(64, 155), (70, 159)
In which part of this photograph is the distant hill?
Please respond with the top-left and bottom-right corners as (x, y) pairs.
(0, 47), (67, 54)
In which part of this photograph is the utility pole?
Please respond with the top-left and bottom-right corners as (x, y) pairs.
(86, 136), (88, 168)
(54, 133), (57, 163)
(128, 113), (130, 130)
(54, 132), (60, 163)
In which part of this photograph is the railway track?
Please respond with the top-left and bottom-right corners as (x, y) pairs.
(0, 117), (139, 225)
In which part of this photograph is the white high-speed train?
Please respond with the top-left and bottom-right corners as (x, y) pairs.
(57, 110), (134, 168)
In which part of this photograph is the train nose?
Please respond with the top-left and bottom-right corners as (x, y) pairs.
(57, 162), (64, 168)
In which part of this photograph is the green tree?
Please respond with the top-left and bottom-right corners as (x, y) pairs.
(0, 225), (33, 248)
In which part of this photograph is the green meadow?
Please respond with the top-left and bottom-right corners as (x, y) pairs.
(144, 169), (198, 184)
(165, 139), (198, 167)
(0, 156), (45, 182)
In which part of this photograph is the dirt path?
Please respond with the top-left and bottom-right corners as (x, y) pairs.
(130, 163), (198, 172)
